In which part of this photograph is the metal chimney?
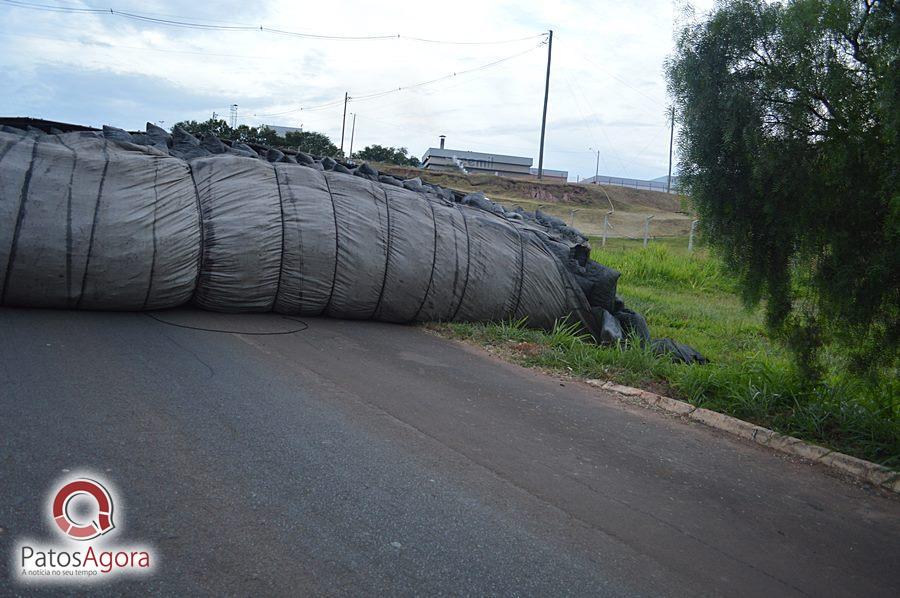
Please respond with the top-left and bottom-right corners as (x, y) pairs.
(439, 135), (446, 149)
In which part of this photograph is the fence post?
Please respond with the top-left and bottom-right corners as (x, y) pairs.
(602, 212), (610, 247)
(688, 219), (699, 253)
(643, 215), (653, 247)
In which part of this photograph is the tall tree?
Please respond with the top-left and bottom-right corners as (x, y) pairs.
(667, 0), (898, 376)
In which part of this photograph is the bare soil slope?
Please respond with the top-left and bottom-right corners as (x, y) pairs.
(377, 164), (693, 239)
(378, 165), (679, 211)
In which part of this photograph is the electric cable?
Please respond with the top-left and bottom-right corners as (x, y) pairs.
(248, 42), (544, 118)
(144, 312), (310, 335)
(2, 1), (547, 45)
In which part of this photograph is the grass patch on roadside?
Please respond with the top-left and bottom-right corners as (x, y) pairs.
(429, 237), (899, 468)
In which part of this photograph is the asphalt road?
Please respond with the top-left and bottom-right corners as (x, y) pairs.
(1, 307), (898, 597)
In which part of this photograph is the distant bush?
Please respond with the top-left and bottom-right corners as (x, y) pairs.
(354, 144), (420, 167)
(172, 118), (338, 156)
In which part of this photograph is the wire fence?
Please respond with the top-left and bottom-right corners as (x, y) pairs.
(591, 215), (700, 252)
(580, 175), (679, 194)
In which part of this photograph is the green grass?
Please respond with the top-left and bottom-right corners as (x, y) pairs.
(430, 237), (899, 468)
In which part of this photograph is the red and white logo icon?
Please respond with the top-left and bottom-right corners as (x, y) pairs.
(14, 473), (154, 583)
(51, 478), (115, 541)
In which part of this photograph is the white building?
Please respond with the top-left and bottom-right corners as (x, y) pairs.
(422, 136), (567, 180)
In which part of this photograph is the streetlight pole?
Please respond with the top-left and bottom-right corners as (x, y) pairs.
(589, 147), (600, 184)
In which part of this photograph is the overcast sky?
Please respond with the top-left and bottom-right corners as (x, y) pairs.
(0, 0), (716, 181)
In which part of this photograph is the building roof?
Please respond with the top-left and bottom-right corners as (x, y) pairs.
(422, 147), (533, 167)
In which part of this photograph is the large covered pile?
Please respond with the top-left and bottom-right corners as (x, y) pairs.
(0, 120), (704, 364)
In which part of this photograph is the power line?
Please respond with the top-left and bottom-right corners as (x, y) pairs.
(325, 53), (534, 116)
(400, 34), (547, 45)
(565, 73), (640, 178)
(0, 30), (300, 61)
(627, 124), (671, 167)
(353, 42), (544, 102)
(570, 49), (666, 109)
(251, 99), (347, 118)
(2, 0), (100, 12)
(247, 42), (544, 118)
(561, 75), (601, 150)
(0, 0), (393, 37)
(1, 1), (547, 45)
(561, 72), (613, 174)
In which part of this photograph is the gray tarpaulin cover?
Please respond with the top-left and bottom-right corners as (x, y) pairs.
(0, 123), (705, 364)
(0, 130), (199, 310)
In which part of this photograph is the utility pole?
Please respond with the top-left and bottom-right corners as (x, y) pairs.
(348, 113), (357, 160)
(340, 91), (349, 156)
(594, 149), (600, 183)
(537, 30), (553, 180)
(666, 105), (675, 194)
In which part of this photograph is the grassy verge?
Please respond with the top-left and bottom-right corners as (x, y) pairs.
(428, 237), (899, 468)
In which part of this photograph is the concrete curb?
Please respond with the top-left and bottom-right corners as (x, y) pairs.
(585, 379), (900, 495)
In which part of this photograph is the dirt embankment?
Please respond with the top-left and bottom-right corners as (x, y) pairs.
(376, 164), (683, 214)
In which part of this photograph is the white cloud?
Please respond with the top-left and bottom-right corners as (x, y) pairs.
(0, 0), (717, 180)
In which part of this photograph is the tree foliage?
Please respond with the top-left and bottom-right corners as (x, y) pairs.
(172, 119), (337, 155)
(354, 144), (421, 167)
(172, 118), (233, 138)
(283, 130), (338, 156)
(667, 0), (898, 377)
